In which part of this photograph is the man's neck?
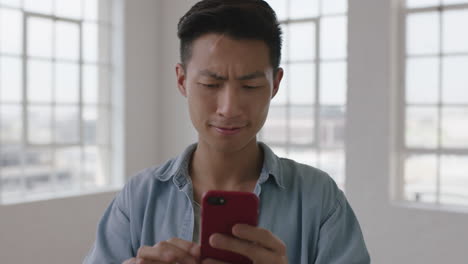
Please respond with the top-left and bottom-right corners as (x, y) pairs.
(189, 139), (263, 194)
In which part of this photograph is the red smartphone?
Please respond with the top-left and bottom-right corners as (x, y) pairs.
(200, 190), (259, 264)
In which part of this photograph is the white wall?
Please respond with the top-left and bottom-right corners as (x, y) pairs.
(0, 1), (162, 263)
(157, 0), (198, 160)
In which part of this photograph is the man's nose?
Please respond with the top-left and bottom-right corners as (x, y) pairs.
(216, 85), (243, 118)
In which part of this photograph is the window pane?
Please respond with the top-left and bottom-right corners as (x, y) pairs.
(0, 105), (22, 143)
(24, 0), (53, 14)
(320, 106), (345, 149)
(289, 63), (315, 104)
(55, 147), (81, 189)
(280, 24), (289, 62)
(404, 154), (437, 203)
(83, 22), (98, 62)
(406, 0), (439, 8)
(28, 60), (52, 103)
(289, 148), (317, 166)
(441, 107), (468, 148)
(84, 0), (98, 21)
(406, 57), (439, 104)
(290, 106), (314, 144)
(442, 56), (468, 104)
(84, 65), (98, 104)
(83, 106), (110, 145)
(0, 8), (22, 55)
(320, 61), (347, 105)
(443, 10), (468, 53)
(55, 62), (79, 103)
(321, 0), (347, 15)
(319, 149), (345, 187)
(263, 106), (287, 143)
(55, 21), (80, 61)
(55, 106), (79, 144)
(320, 16), (347, 59)
(443, 0), (468, 4)
(0, 56), (22, 102)
(28, 106), (52, 144)
(55, 0), (82, 19)
(406, 107), (438, 148)
(0, 0), (21, 7)
(290, 0), (318, 19)
(0, 145), (23, 196)
(83, 107), (97, 144)
(271, 64), (287, 105)
(440, 155), (468, 206)
(266, 0), (287, 21)
(27, 16), (53, 58)
(83, 146), (109, 188)
(289, 22), (315, 61)
(406, 12), (439, 55)
(24, 148), (53, 192)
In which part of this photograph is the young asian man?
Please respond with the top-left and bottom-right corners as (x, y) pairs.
(84, 1), (370, 263)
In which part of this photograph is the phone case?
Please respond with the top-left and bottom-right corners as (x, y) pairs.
(200, 190), (259, 264)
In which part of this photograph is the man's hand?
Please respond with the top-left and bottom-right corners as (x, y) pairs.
(122, 237), (200, 264)
(202, 224), (288, 264)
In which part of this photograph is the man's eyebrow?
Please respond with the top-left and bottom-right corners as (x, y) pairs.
(199, 70), (228, 81)
(237, 71), (265, 81)
(198, 70), (266, 81)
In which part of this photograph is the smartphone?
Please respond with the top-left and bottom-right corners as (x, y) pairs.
(200, 190), (259, 264)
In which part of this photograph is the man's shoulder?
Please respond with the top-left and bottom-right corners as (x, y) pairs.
(277, 157), (337, 187)
(274, 156), (342, 205)
(126, 158), (178, 189)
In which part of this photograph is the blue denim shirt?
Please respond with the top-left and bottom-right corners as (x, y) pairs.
(83, 143), (370, 263)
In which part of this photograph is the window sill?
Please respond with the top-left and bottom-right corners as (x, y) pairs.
(0, 185), (123, 206)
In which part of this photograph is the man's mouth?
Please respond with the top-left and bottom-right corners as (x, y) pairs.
(211, 125), (245, 135)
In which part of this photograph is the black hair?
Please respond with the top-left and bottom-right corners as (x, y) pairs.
(177, 0), (282, 72)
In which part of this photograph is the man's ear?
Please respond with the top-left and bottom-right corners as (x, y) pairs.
(176, 63), (187, 97)
(272, 67), (284, 99)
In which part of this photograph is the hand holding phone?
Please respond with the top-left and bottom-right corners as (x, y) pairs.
(200, 190), (259, 264)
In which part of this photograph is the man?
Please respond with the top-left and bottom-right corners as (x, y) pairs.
(84, 0), (370, 263)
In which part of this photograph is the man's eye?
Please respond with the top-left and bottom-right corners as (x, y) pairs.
(244, 85), (261, 89)
(199, 83), (219, 88)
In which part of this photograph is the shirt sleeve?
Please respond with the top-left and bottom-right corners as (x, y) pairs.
(83, 190), (134, 264)
(314, 190), (371, 264)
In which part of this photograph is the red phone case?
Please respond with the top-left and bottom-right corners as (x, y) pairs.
(200, 190), (259, 264)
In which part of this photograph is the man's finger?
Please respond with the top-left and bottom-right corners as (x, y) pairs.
(209, 233), (274, 263)
(232, 224), (286, 255)
(137, 243), (197, 264)
(122, 257), (137, 264)
(167, 237), (201, 257)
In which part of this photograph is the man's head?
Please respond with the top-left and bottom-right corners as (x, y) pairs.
(177, 0), (282, 72)
(175, 0), (284, 153)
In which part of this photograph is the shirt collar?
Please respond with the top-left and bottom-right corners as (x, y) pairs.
(154, 142), (285, 189)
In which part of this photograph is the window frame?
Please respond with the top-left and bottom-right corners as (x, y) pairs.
(260, 0), (348, 188)
(0, 1), (116, 204)
(397, 1), (468, 206)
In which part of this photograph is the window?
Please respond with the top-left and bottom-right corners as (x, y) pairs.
(262, 0), (348, 189)
(400, 0), (468, 206)
(0, 0), (115, 204)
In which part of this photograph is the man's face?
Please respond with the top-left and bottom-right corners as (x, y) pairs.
(176, 33), (283, 153)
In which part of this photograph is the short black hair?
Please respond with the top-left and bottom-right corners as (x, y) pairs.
(177, 0), (282, 71)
